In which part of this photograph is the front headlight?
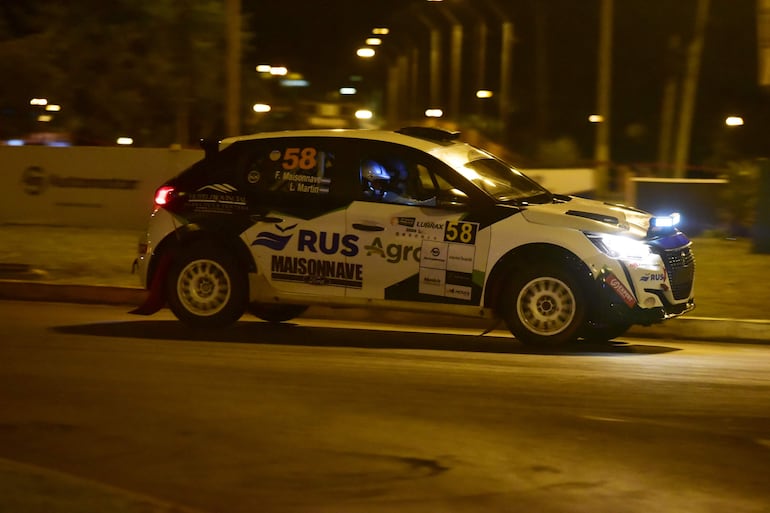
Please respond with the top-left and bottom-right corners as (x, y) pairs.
(586, 233), (652, 260)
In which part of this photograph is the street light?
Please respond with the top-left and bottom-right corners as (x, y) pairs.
(356, 47), (376, 58)
(355, 109), (374, 120)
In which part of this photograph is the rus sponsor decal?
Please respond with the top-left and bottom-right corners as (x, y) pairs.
(602, 271), (637, 307)
(640, 271), (666, 282)
(271, 255), (363, 288)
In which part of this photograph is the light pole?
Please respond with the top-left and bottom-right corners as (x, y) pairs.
(594, 0), (613, 198)
(225, 0), (241, 137)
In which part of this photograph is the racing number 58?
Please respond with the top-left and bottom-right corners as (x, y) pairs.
(282, 147), (318, 171)
(444, 220), (478, 244)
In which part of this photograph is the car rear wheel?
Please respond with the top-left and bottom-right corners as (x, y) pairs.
(501, 264), (587, 346)
(249, 303), (308, 323)
(166, 244), (247, 328)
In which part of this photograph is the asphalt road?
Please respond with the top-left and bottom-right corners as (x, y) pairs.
(2, 300), (770, 513)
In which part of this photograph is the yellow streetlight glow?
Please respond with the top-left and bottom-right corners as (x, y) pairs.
(252, 103), (271, 113)
(476, 90), (494, 99)
(117, 137), (133, 145)
(45, 104), (61, 112)
(372, 28), (389, 35)
(725, 116), (744, 126)
(37, 114), (53, 122)
(356, 47), (376, 58)
(30, 98), (48, 106)
(365, 37), (382, 46)
(355, 109), (373, 120)
(425, 108), (444, 118)
(256, 64), (272, 73)
(269, 66), (288, 76)
(589, 114), (605, 123)
(340, 87), (357, 95)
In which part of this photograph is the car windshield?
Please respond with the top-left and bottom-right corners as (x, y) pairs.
(436, 146), (552, 204)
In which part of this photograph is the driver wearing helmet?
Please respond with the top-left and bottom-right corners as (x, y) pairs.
(361, 160), (392, 200)
(361, 159), (437, 206)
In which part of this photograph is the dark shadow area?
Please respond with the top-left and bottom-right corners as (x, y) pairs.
(51, 320), (681, 356)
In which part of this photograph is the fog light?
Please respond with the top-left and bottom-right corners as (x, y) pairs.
(644, 297), (656, 307)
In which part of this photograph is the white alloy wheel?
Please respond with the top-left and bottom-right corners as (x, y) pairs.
(516, 276), (576, 336)
(176, 258), (232, 317)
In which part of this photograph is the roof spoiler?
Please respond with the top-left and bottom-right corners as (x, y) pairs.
(396, 126), (460, 142)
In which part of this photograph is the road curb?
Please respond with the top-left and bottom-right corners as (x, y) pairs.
(0, 280), (147, 306)
(2, 280), (769, 344)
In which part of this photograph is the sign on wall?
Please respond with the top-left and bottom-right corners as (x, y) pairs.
(1, 146), (202, 229)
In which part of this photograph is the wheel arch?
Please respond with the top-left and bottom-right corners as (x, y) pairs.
(484, 243), (595, 313)
(148, 224), (256, 295)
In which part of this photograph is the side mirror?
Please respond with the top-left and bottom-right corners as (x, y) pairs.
(436, 189), (469, 209)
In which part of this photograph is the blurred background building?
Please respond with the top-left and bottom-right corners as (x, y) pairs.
(1, 0), (767, 186)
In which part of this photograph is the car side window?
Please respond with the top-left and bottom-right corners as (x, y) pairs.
(359, 153), (440, 207)
(235, 138), (354, 215)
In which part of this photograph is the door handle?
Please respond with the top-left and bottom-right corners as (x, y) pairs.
(352, 223), (384, 232)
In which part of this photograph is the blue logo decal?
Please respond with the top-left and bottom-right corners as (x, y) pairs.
(251, 223), (297, 250)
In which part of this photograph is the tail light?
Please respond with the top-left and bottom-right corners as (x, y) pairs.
(154, 185), (176, 207)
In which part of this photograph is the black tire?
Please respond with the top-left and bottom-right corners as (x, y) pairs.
(501, 264), (587, 346)
(166, 244), (247, 329)
(249, 303), (308, 323)
(581, 322), (631, 343)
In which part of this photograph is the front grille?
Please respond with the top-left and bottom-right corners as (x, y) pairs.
(658, 245), (695, 300)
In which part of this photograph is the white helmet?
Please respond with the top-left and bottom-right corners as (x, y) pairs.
(362, 160), (390, 195)
(362, 160), (390, 182)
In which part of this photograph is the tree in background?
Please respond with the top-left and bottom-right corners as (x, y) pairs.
(0, 0), (246, 147)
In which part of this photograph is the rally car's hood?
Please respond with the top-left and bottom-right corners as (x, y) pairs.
(520, 196), (652, 238)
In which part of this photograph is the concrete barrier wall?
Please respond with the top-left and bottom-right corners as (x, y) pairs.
(1, 146), (202, 230)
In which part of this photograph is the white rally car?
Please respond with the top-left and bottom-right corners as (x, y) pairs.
(133, 127), (695, 346)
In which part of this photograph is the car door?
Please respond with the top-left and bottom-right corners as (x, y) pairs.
(345, 143), (491, 307)
(237, 137), (359, 298)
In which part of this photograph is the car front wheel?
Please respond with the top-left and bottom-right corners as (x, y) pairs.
(166, 244), (247, 329)
(502, 264), (587, 346)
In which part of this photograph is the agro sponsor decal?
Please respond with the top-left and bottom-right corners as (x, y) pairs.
(271, 255), (362, 288)
(270, 146), (331, 194)
(365, 220), (480, 302)
(602, 271), (638, 307)
(188, 183), (247, 214)
(364, 237), (421, 263)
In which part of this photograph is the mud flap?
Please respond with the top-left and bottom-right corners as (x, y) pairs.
(129, 253), (173, 315)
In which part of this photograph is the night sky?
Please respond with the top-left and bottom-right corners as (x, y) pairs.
(246, 0), (767, 166)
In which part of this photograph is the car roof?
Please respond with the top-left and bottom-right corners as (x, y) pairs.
(218, 127), (463, 155)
